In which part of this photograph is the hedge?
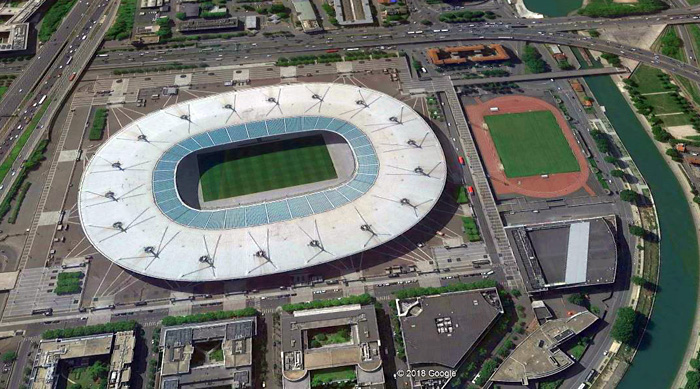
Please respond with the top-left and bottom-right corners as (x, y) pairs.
(462, 216), (481, 242)
(42, 320), (138, 339)
(89, 108), (107, 141)
(106, 0), (137, 40)
(282, 294), (373, 313)
(0, 139), (50, 223)
(38, 0), (78, 42)
(161, 307), (258, 326)
(394, 280), (498, 299)
(7, 181), (30, 224)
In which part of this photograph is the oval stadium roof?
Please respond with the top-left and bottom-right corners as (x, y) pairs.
(78, 83), (447, 281)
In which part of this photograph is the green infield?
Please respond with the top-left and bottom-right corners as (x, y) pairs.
(485, 110), (580, 178)
(198, 135), (337, 201)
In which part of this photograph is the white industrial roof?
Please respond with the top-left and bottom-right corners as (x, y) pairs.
(78, 83), (446, 281)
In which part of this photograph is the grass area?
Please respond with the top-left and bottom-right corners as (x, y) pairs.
(88, 108), (107, 141)
(455, 186), (469, 204)
(660, 113), (692, 127)
(461, 216), (481, 242)
(568, 343), (586, 360)
(7, 181), (29, 224)
(0, 86), (8, 101)
(106, 0), (136, 40)
(210, 348), (224, 362)
(689, 25), (700, 59)
(631, 65), (669, 94)
(676, 74), (700, 106)
(579, 0), (668, 17)
(311, 366), (356, 387)
(198, 135), (337, 201)
(55, 271), (83, 295)
(0, 98), (51, 183)
(67, 361), (109, 389)
(659, 27), (685, 62)
(484, 111), (579, 178)
(38, 0), (77, 42)
(643, 93), (685, 115)
(309, 326), (351, 348)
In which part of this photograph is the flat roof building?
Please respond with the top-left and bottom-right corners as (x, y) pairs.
(245, 15), (259, 30)
(292, 0), (323, 33)
(397, 289), (502, 388)
(281, 304), (385, 388)
(30, 331), (135, 389)
(0, 23), (28, 52)
(333, 0), (373, 25)
(179, 3), (200, 19)
(492, 311), (598, 385)
(177, 17), (240, 33)
(427, 44), (510, 66)
(159, 317), (257, 389)
(507, 216), (618, 294)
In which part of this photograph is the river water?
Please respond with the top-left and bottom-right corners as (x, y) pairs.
(522, 0), (583, 17)
(582, 74), (699, 388)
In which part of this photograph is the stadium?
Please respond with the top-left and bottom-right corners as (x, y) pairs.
(78, 83), (447, 281)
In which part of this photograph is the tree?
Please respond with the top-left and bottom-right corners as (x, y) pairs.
(521, 45), (548, 74)
(628, 224), (646, 237)
(604, 155), (618, 164)
(420, 19), (432, 25)
(176, 12), (186, 20)
(69, 384), (83, 389)
(666, 148), (684, 162)
(1, 351), (16, 363)
(610, 169), (625, 178)
(567, 293), (587, 306)
(510, 289), (522, 298)
(611, 307), (638, 344)
(631, 276), (648, 287)
(620, 189), (638, 203)
(690, 358), (700, 370)
(88, 361), (109, 381)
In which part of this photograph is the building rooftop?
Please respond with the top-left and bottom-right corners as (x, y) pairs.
(160, 317), (256, 388)
(333, 0), (373, 25)
(78, 83), (446, 282)
(398, 289), (502, 370)
(427, 44), (510, 65)
(30, 331), (135, 389)
(492, 311), (598, 384)
(281, 304), (384, 388)
(177, 17), (239, 32)
(508, 216), (618, 293)
(292, 0), (322, 32)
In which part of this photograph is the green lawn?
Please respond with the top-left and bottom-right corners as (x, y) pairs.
(0, 86), (8, 101)
(198, 135), (337, 201)
(485, 111), (580, 178)
(311, 367), (357, 387)
(631, 65), (668, 94)
(643, 93), (685, 115)
(660, 113), (691, 127)
(309, 326), (351, 348)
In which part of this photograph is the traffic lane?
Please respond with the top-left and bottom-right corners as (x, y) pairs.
(0, 1), (107, 160)
(0, 0), (107, 128)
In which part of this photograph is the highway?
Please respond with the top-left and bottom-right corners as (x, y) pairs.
(450, 67), (627, 86)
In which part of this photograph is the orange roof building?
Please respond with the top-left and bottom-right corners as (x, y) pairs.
(426, 44), (510, 66)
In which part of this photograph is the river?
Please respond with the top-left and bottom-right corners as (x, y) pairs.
(582, 74), (699, 388)
(522, 0), (582, 17)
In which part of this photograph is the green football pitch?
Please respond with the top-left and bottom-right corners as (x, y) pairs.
(484, 110), (580, 178)
(198, 135), (338, 201)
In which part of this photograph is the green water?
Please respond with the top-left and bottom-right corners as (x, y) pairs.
(583, 74), (699, 388)
(523, 0), (583, 17)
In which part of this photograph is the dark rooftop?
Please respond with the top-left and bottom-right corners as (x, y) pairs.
(508, 216), (617, 293)
(399, 289), (502, 369)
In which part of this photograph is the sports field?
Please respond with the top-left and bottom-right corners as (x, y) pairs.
(485, 110), (580, 178)
(198, 135), (337, 201)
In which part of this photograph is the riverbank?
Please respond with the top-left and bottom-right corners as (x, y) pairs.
(612, 72), (700, 389)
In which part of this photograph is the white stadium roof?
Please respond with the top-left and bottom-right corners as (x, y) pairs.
(78, 83), (447, 281)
